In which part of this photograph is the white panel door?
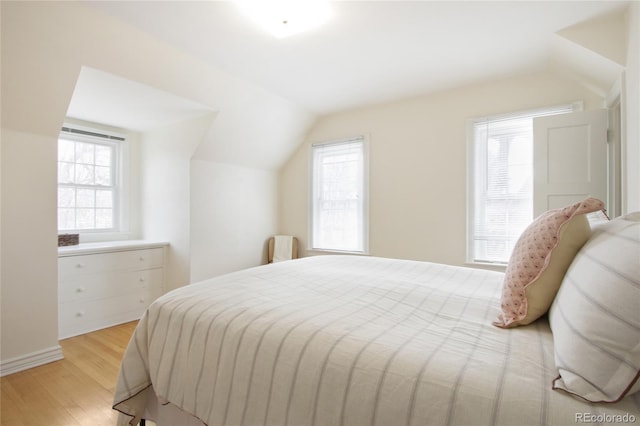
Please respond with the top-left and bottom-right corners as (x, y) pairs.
(533, 109), (608, 217)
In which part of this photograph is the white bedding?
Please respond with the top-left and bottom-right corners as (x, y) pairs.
(113, 255), (640, 425)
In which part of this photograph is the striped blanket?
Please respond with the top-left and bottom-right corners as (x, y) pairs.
(113, 255), (640, 425)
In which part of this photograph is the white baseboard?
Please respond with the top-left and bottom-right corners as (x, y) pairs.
(0, 345), (64, 377)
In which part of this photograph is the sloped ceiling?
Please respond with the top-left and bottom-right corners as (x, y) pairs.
(67, 67), (215, 132)
(3, 1), (630, 172)
(89, 0), (630, 115)
(550, 9), (627, 96)
(1, 1), (315, 170)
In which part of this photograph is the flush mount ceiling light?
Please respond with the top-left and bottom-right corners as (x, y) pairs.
(235, 0), (332, 39)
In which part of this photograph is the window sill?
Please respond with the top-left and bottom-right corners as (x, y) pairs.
(464, 261), (507, 273)
(307, 248), (370, 256)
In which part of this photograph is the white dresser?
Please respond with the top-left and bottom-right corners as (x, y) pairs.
(58, 241), (168, 339)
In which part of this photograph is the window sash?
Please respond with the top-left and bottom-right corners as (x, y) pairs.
(311, 137), (368, 253)
(57, 128), (121, 233)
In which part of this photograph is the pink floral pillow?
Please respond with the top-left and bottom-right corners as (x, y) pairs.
(493, 197), (605, 328)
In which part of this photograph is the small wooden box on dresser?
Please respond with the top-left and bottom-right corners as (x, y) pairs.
(58, 240), (168, 339)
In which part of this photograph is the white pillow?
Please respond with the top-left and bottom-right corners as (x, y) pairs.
(549, 212), (640, 402)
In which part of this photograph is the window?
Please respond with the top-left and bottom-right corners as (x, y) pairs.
(57, 126), (124, 232)
(310, 136), (369, 253)
(468, 105), (575, 264)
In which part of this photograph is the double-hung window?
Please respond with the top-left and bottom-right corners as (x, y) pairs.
(310, 136), (369, 253)
(57, 126), (124, 233)
(468, 105), (576, 264)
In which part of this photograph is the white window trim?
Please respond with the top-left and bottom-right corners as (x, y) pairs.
(466, 102), (582, 267)
(58, 122), (133, 242)
(308, 135), (370, 255)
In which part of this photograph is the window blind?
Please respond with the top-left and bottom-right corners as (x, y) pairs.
(311, 136), (367, 253)
(470, 105), (574, 264)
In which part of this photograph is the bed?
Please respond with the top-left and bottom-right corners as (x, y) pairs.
(113, 248), (639, 425)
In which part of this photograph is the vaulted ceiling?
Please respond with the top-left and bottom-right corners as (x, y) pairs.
(89, 1), (629, 115)
(3, 1), (628, 172)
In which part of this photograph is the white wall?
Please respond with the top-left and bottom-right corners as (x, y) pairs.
(624, 2), (640, 212)
(279, 71), (605, 266)
(190, 161), (278, 281)
(141, 117), (280, 289)
(140, 114), (216, 291)
(1, 129), (60, 361)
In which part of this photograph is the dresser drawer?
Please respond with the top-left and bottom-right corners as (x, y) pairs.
(59, 268), (163, 303)
(59, 247), (164, 278)
(59, 287), (161, 339)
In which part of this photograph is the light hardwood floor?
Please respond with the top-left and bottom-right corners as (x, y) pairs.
(1, 321), (138, 426)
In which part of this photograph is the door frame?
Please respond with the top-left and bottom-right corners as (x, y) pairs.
(607, 74), (625, 218)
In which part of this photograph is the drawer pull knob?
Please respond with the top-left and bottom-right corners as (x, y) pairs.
(76, 311), (85, 317)
(139, 299), (145, 304)
(139, 277), (145, 282)
(76, 263), (84, 268)
(139, 257), (145, 261)
(76, 287), (85, 293)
